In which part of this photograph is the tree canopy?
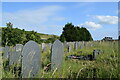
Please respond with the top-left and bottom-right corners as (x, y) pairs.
(60, 23), (93, 42)
(1, 22), (58, 46)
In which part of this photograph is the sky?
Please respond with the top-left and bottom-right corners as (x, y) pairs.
(1, 2), (118, 40)
(1, 0), (119, 2)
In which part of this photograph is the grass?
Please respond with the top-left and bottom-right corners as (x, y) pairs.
(1, 41), (119, 78)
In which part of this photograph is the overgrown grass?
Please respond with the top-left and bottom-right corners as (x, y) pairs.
(1, 41), (119, 78)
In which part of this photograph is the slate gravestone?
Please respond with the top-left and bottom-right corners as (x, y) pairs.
(74, 42), (79, 50)
(74, 42), (76, 50)
(16, 44), (23, 52)
(93, 50), (99, 60)
(68, 43), (71, 53)
(3, 46), (10, 60)
(22, 41), (40, 78)
(41, 43), (46, 52)
(14, 44), (23, 64)
(51, 40), (64, 71)
(48, 43), (52, 49)
(78, 42), (81, 49)
(0, 47), (4, 53)
(80, 42), (84, 49)
(63, 41), (67, 48)
(9, 46), (16, 65)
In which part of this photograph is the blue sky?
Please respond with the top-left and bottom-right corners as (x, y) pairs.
(1, 2), (118, 40)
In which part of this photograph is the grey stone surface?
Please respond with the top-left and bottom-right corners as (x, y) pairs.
(15, 44), (23, 64)
(0, 47), (4, 53)
(74, 42), (79, 50)
(22, 41), (40, 78)
(63, 41), (67, 48)
(41, 43), (46, 52)
(3, 46), (10, 60)
(14, 44), (23, 64)
(51, 40), (64, 71)
(48, 43), (52, 49)
(93, 49), (99, 60)
(67, 43), (71, 53)
(16, 44), (23, 52)
(80, 42), (84, 49)
(9, 44), (23, 66)
(9, 47), (16, 65)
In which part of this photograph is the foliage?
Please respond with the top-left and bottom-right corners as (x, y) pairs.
(1, 22), (59, 46)
(60, 23), (93, 42)
(45, 35), (59, 43)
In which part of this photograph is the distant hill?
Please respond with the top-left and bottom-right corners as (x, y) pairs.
(1, 26), (59, 46)
(25, 30), (59, 40)
(37, 33), (59, 40)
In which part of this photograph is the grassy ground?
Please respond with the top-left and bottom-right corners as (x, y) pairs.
(1, 41), (119, 78)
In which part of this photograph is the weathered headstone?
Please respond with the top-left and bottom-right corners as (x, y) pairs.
(63, 41), (67, 48)
(93, 49), (99, 60)
(48, 43), (52, 49)
(41, 43), (46, 52)
(51, 40), (64, 71)
(22, 41), (40, 78)
(16, 44), (23, 52)
(9, 46), (16, 65)
(74, 42), (78, 50)
(0, 47), (4, 53)
(14, 44), (23, 65)
(3, 46), (10, 60)
(68, 43), (71, 53)
(80, 41), (85, 49)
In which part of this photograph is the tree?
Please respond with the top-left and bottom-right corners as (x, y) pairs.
(2, 23), (42, 46)
(60, 23), (93, 42)
(59, 34), (66, 42)
(6, 22), (13, 28)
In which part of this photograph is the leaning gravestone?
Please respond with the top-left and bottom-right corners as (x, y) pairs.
(51, 40), (64, 71)
(22, 41), (40, 78)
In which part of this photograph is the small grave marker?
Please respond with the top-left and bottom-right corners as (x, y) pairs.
(93, 49), (99, 60)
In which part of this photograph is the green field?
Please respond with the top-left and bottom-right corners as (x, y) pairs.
(1, 41), (119, 79)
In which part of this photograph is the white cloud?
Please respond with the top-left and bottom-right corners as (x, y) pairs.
(95, 15), (118, 24)
(80, 21), (102, 30)
(2, 5), (65, 34)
